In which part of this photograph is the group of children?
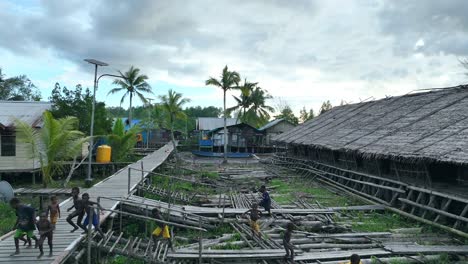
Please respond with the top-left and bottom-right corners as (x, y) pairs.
(9, 195), (59, 258)
(10, 187), (104, 258)
(243, 185), (363, 263)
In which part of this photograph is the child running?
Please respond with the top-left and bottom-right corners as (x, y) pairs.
(81, 193), (105, 238)
(47, 196), (60, 229)
(283, 222), (295, 262)
(36, 212), (54, 258)
(242, 203), (262, 238)
(9, 198), (38, 256)
(66, 187), (85, 232)
(151, 208), (174, 251)
(258, 185), (272, 216)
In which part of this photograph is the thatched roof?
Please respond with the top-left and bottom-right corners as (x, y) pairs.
(273, 85), (468, 165)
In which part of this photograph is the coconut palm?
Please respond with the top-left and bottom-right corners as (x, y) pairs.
(16, 111), (87, 187)
(205, 66), (240, 163)
(159, 90), (190, 153)
(227, 79), (257, 124)
(108, 66), (153, 126)
(245, 87), (275, 127)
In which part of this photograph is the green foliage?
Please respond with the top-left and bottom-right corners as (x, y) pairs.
(198, 171), (219, 180)
(0, 202), (16, 236)
(107, 119), (141, 162)
(159, 90), (190, 150)
(0, 68), (41, 101)
(50, 83), (113, 135)
(16, 111), (88, 186)
(319, 100), (333, 115)
(351, 211), (416, 232)
(109, 256), (145, 264)
(299, 107), (315, 123)
(108, 66), (153, 124)
(275, 105), (299, 125)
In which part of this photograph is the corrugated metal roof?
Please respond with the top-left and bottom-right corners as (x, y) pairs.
(258, 118), (286, 131)
(0, 101), (52, 128)
(196, 117), (239, 130)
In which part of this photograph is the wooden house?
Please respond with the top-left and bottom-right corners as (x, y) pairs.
(258, 118), (296, 145)
(0, 101), (52, 172)
(209, 123), (264, 153)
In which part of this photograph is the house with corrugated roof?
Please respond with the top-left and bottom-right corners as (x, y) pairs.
(0, 101), (52, 172)
(258, 118), (296, 145)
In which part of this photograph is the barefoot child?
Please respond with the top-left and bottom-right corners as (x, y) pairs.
(36, 212), (53, 258)
(66, 187), (85, 232)
(242, 203), (262, 238)
(283, 222), (294, 262)
(10, 198), (38, 256)
(47, 196), (60, 229)
(151, 208), (174, 251)
(81, 193), (105, 238)
(259, 185), (272, 216)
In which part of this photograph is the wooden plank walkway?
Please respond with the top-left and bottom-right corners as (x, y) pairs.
(0, 142), (173, 264)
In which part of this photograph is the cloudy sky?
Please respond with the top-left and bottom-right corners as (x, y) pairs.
(1, 0), (468, 115)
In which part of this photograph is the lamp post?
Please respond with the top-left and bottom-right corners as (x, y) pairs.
(84, 59), (108, 186)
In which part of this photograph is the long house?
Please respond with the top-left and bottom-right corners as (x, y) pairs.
(273, 85), (468, 190)
(0, 101), (52, 173)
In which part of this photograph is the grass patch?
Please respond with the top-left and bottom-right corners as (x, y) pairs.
(351, 211), (417, 232)
(270, 178), (361, 207)
(108, 256), (145, 264)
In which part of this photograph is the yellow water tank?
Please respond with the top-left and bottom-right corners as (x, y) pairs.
(96, 145), (111, 163)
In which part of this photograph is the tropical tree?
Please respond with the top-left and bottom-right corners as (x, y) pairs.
(159, 90), (190, 153)
(0, 68), (41, 101)
(319, 100), (333, 115)
(107, 119), (141, 162)
(108, 66), (153, 126)
(275, 105), (299, 125)
(205, 66), (240, 163)
(227, 79), (256, 123)
(16, 111), (87, 187)
(461, 58), (468, 77)
(299, 107), (315, 123)
(244, 87), (274, 127)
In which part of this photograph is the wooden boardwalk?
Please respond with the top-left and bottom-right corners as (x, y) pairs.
(0, 142), (173, 264)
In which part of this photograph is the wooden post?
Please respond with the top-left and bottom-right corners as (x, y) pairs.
(141, 161), (144, 184)
(119, 205), (123, 233)
(128, 168), (131, 194)
(145, 204), (148, 238)
(87, 208), (94, 264)
(198, 217), (203, 264)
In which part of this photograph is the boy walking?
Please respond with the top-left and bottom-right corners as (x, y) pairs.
(47, 196), (60, 229)
(242, 203), (262, 238)
(259, 185), (272, 216)
(10, 198), (38, 256)
(81, 193), (105, 238)
(36, 212), (54, 258)
(283, 222), (295, 262)
(66, 187), (85, 232)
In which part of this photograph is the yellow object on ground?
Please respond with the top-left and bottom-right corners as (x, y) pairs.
(152, 225), (170, 238)
(96, 145), (111, 163)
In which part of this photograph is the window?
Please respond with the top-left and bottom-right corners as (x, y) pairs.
(1, 130), (16, 156)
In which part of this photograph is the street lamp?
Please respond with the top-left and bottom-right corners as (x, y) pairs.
(84, 59), (108, 186)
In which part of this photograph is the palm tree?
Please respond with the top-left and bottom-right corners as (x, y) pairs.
(227, 79), (257, 124)
(245, 87), (275, 127)
(16, 111), (87, 187)
(205, 66), (240, 163)
(108, 66), (153, 126)
(159, 90), (190, 153)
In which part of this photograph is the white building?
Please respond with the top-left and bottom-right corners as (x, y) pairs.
(0, 101), (52, 172)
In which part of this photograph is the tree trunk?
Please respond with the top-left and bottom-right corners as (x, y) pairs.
(129, 92), (133, 127)
(223, 89), (228, 163)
